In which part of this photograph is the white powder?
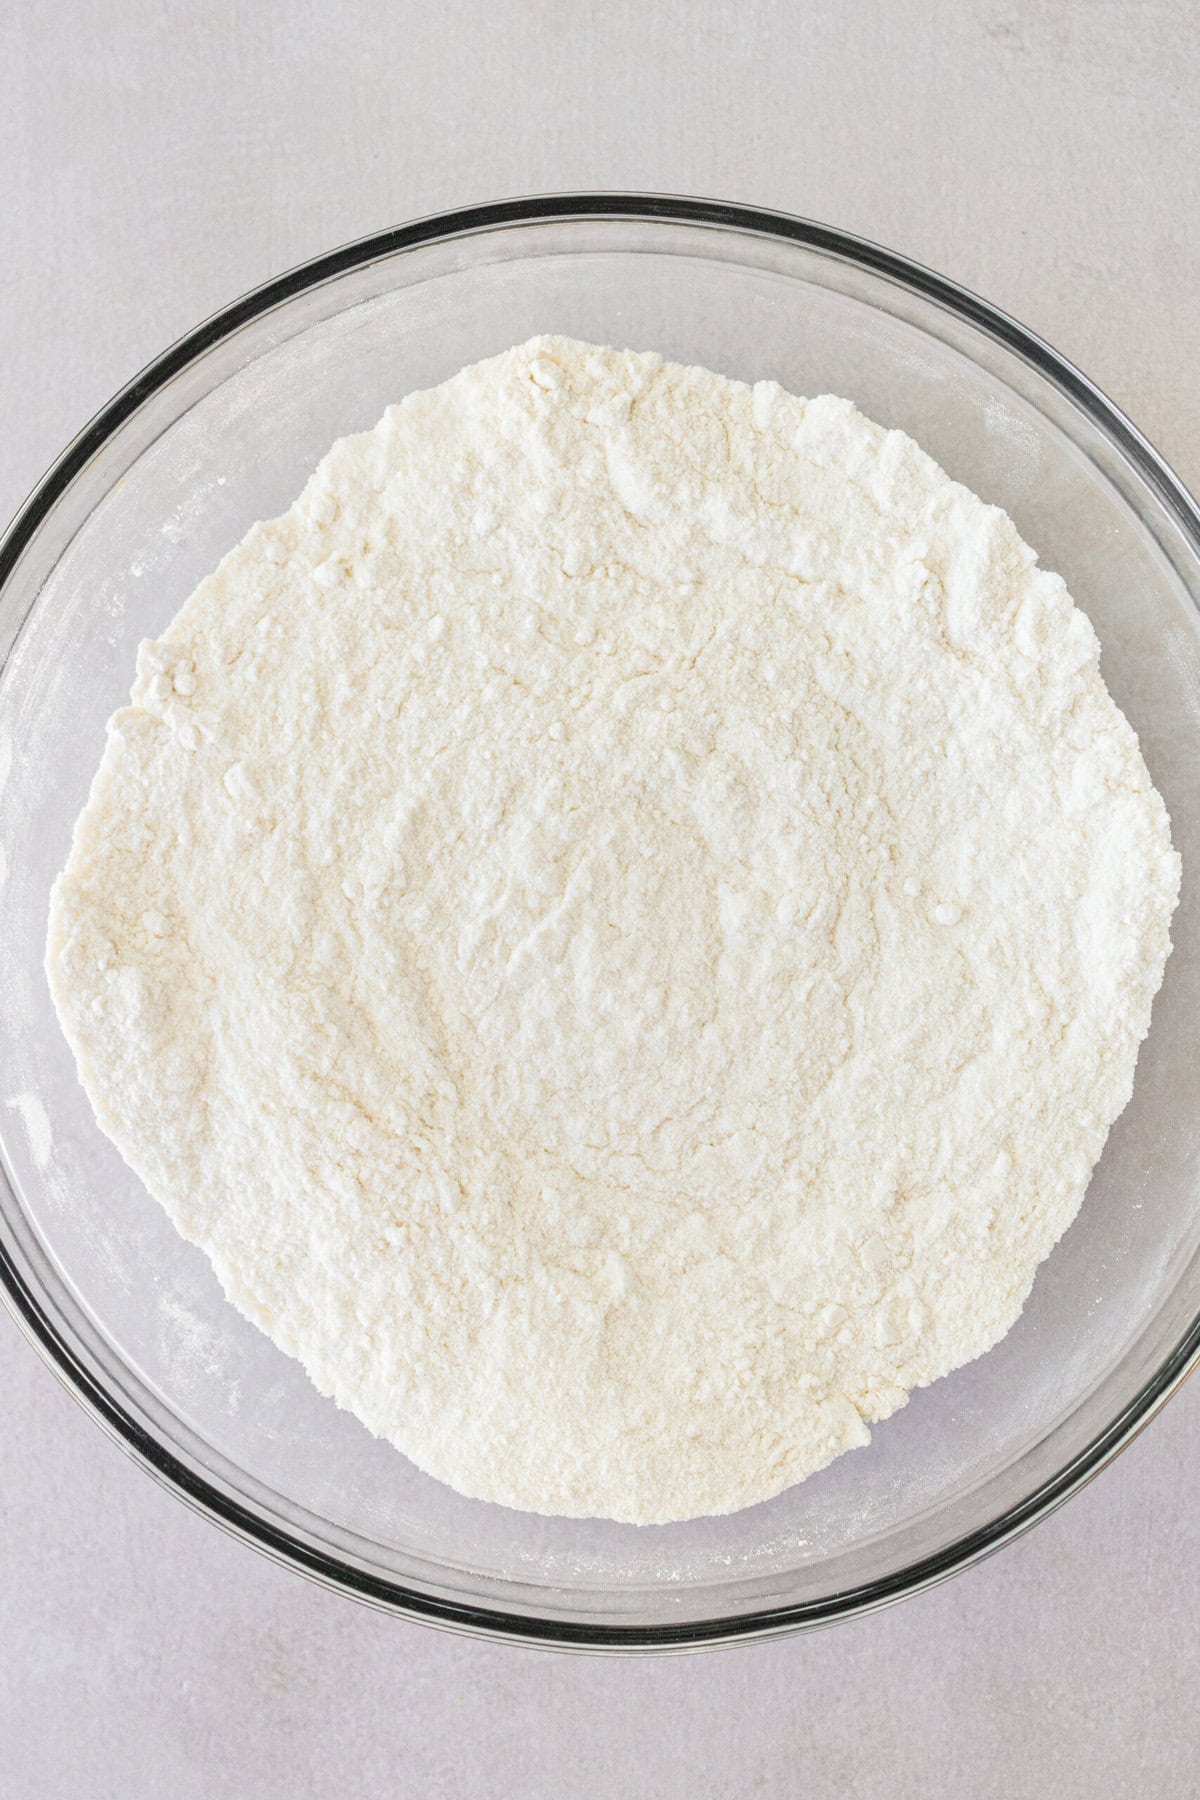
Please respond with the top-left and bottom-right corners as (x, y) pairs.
(6, 1092), (53, 1171)
(46, 336), (1180, 1524)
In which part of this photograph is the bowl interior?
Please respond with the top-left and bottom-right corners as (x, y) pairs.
(3, 207), (1200, 1642)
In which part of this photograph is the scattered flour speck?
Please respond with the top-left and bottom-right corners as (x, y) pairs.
(5, 1092), (53, 1171)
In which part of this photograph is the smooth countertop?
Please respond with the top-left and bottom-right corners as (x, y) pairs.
(3, 3), (1198, 1794)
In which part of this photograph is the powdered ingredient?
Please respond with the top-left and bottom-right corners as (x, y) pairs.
(46, 337), (1180, 1523)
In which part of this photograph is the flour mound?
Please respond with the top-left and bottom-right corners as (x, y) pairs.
(47, 337), (1180, 1523)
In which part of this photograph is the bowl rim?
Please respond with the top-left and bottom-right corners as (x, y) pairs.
(4, 190), (1200, 1652)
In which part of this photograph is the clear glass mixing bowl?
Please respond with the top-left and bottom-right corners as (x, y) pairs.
(3, 196), (1199, 1652)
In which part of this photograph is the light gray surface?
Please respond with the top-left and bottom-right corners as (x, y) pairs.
(3, 1), (1198, 1793)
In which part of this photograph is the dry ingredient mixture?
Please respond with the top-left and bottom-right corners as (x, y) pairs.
(47, 337), (1180, 1523)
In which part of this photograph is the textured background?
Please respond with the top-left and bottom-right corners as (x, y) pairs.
(3, 2), (1198, 1794)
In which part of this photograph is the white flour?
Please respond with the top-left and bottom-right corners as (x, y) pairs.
(47, 337), (1180, 1523)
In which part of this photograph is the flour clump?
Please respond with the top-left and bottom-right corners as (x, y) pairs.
(47, 336), (1180, 1523)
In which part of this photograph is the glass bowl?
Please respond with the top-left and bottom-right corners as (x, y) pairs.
(3, 195), (1199, 1653)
